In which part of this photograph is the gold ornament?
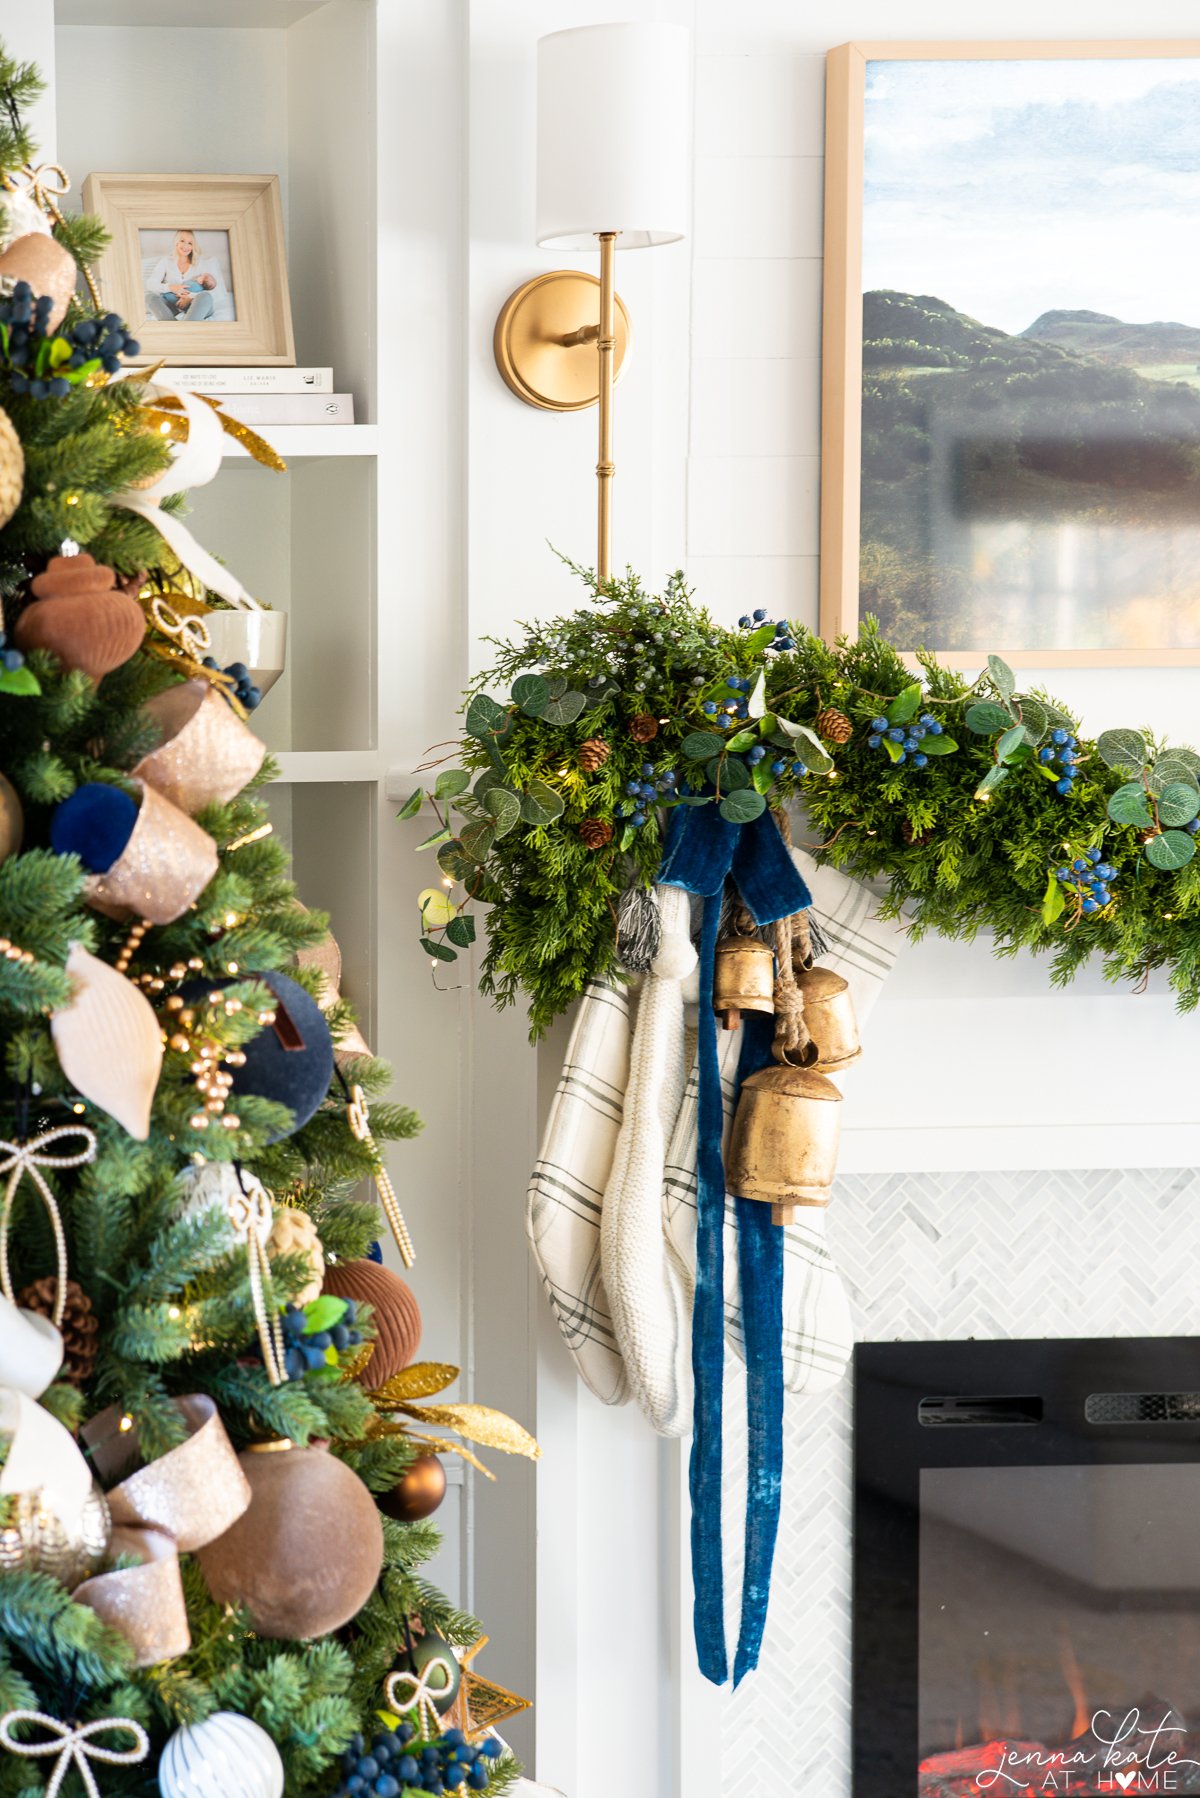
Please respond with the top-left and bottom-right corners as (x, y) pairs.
(0, 773), (22, 867)
(367, 1361), (541, 1480)
(712, 935), (774, 1031)
(0, 230), (76, 329)
(450, 1636), (532, 1742)
(726, 1064), (842, 1226)
(267, 1206), (324, 1306)
(0, 405), (23, 531)
(0, 1480), (110, 1585)
(377, 1452), (447, 1522)
(790, 966), (861, 1073)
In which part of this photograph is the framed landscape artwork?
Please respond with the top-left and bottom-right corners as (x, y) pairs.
(822, 41), (1200, 665)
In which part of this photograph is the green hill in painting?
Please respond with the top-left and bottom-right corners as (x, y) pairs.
(1021, 308), (1200, 366)
(859, 291), (1200, 650)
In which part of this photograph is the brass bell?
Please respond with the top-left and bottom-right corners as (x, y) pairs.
(726, 1064), (842, 1226)
(712, 935), (774, 1031)
(790, 966), (861, 1073)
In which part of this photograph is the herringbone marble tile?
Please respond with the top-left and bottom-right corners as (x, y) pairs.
(719, 1168), (1200, 1797)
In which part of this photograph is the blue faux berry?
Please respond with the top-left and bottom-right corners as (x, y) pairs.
(1081, 897), (1099, 914)
(738, 615), (751, 628)
(777, 637), (795, 650)
(748, 745), (766, 764)
(927, 720), (943, 735)
(753, 608), (768, 621)
(642, 763), (655, 777)
(726, 676), (741, 690)
(868, 734), (882, 749)
(1056, 778), (1074, 796)
(1188, 820), (1200, 836)
(631, 810), (646, 826)
(1038, 747), (1054, 763)
(625, 782), (639, 795)
(791, 761), (807, 776)
(871, 716), (889, 733)
(887, 727), (904, 743)
(481, 1743), (503, 1761)
(894, 751), (907, 765)
(1052, 728), (1068, 746)
(903, 736), (919, 753)
(771, 759), (786, 774)
(1055, 868), (1070, 881)
(919, 713), (936, 727)
(702, 701), (716, 715)
(913, 753), (928, 768)
(1086, 846), (1102, 863)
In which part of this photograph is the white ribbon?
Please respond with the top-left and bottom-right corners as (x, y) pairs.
(0, 1711), (149, 1797)
(0, 1292), (63, 1398)
(0, 1124), (97, 1324)
(386, 1658), (458, 1740)
(111, 375), (264, 612)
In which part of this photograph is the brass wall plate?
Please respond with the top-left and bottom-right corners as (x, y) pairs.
(494, 270), (631, 412)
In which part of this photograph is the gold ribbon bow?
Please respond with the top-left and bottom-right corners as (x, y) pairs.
(347, 1084), (416, 1268)
(227, 1173), (285, 1386)
(385, 1658), (458, 1740)
(0, 1125), (96, 1327)
(2, 164), (102, 310)
(143, 595), (249, 717)
(0, 1711), (149, 1797)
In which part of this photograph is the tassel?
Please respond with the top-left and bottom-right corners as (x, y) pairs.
(615, 884), (661, 973)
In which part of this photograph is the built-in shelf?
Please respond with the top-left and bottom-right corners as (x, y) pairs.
(271, 751), (384, 784)
(57, 0), (329, 27)
(225, 425), (379, 461)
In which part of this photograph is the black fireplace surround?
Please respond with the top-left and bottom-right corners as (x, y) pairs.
(854, 1338), (1200, 1798)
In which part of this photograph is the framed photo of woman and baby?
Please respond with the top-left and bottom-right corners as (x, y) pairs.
(82, 172), (295, 365)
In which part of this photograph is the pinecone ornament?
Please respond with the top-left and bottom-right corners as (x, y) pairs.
(579, 818), (614, 850)
(628, 713), (659, 744)
(17, 1277), (98, 1386)
(578, 737), (610, 772)
(267, 1205), (326, 1305)
(814, 706), (853, 744)
(0, 403), (24, 532)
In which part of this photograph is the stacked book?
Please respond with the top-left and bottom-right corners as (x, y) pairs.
(172, 367), (353, 426)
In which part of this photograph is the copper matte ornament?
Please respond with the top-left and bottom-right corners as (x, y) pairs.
(726, 1064), (842, 1226)
(790, 966), (862, 1072)
(0, 773), (22, 865)
(196, 1441), (384, 1639)
(712, 935), (775, 1031)
(14, 552), (146, 681)
(0, 1479), (110, 1585)
(321, 1259), (422, 1385)
(378, 1452), (447, 1522)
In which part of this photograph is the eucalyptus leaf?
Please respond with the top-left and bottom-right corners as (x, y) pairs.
(987, 653), (1016, 700)
(1145, 829), (1196, 871)
(1107, 781), (1153, 827)
(520, 779), (565, 826)
(434, 768), (470, 801)
(707, 755), (750, 791)
(459, 820), (495, 862)
(420, 937), (458, 962)
(747, 670), (767, 720)
(886, 684), (923, 726)
(1015, 696), (1047, 744)
(965, 701), (1014, 735)
(683, 731), (723, 760)
(511, 673), (549, 717)
(746, 623), (776, 653)
(483, 788), (521, 837)
(1096, 728), (1148, 774)
(719, 788), (767, 824)
(619, 823), (637, 853)
(1042, 869), (1066, 926)
(544, 674), (568, 702)
(473, 769), (504, 801)
(465, 693), (504, 739)
(996, 724), (1027, 764)
(785, 724), (833, 773)
(974, 763), (1009, 798)
(446, 914), (477, 948)
(437, 840), (475, 882)
(415, 825), (452, 851)
(396, 789), (424, 821)
(543, 691), (587, 726)
(418, 888), (457, 928)
(771, 715), (803, 737)
(1166, 746), (1200, 778)
(918, 735), (957, 757)
(1157, 782), (1200, 829)
(752, 758), (776, 794)
(725, 730), (758, 753)
(1147, 756), (1200, 796)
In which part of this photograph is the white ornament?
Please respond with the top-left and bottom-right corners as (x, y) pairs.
(172, 1162), (271, 1251)
(51, 944), (163, 1140)
(158, 1712), (284, 1798)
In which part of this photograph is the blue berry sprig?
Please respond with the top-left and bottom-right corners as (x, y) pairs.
(621, 760), (678, 831)
(1049, 846), (1119, 919)
(335, 1723), (505, 1796)
(866, 683), (958, 774)
(735, 609), (795, 653)
(264, 1294), (363, 1383)
(202, 655), (262, 710)
(1036, 727), (1081, 797)
(0, 282), (140, 398)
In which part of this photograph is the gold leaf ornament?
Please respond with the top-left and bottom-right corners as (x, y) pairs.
(390, 1401), (541, 1462)
(369, 1362), (460, 1406)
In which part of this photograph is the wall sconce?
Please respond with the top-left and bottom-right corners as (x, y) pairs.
(493, 22), (690, 586)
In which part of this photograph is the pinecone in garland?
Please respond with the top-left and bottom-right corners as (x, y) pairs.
(901, 819), (933, 848)
(579, 736), (610, 772)
(17, 1276), (98, 1385)
(579, 818), (614, 850)
(814, 706), (853, 744)
(628, 713), (658, 744)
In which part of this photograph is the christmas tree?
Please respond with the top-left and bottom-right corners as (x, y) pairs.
(0, 44), (526, 1798)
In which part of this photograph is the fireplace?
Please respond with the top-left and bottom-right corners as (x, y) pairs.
(854, 1338), (1200, 1797)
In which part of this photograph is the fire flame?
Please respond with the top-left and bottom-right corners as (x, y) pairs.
(1057, 1623), (1090, 1741)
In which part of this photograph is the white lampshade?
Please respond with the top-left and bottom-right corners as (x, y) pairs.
(536, 22), (690, 251)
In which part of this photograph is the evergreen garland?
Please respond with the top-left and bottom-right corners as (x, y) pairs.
(404, 559), (1200, 1037)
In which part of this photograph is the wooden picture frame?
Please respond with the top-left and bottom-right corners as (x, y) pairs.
(81, 172), (295, 367)
(822, 40), (1200, 667)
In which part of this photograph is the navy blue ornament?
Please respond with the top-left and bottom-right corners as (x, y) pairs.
(50, 782), (138, 871)
(191, 969), (334, 1142)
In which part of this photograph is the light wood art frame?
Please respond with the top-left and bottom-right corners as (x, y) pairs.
(82, 172), (295, 367)
(821, 40), (1200, 668)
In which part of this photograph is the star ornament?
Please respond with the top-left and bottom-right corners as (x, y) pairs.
(450, 1636), (531, 1742)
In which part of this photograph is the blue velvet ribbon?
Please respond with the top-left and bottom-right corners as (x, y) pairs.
(658, 804), (810, 1685)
